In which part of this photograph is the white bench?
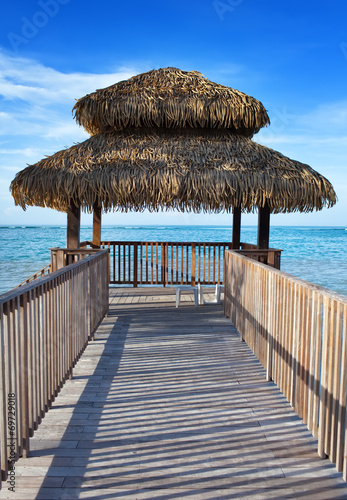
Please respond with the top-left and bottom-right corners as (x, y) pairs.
(175, 285), (199, 308)
(198, 284), (224, 305)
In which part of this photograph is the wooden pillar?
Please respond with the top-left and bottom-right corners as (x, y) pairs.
(257, 201), (271, 249)
(67, 201), (80, 248)
(93, 204), (102, 248)
(232, 206), (241, 249)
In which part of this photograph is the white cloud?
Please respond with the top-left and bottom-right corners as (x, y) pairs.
(298, 101), (347, 130)
(0, 147), (47, 157)
(0, 51), (137, 105)
(0, 51), (140, 144)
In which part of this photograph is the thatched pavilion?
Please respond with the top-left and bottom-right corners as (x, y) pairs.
(10, 68), (336, 249)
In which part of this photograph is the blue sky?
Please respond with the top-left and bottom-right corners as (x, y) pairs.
(1, 0), (346, 226)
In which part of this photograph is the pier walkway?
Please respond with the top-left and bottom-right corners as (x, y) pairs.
(2, 287), (347, 499)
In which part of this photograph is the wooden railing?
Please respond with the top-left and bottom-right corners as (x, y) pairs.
(80, 241), (281, 286)
(50, 247), (104, 272)
(15, 264), (51, 289)
(0, 250), (109, 484)
(238, 243), (282, 269)
(98, 241), (230, 286)
(224, 250), (347, 479)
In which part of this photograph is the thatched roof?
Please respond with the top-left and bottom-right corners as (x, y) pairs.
(11, 128), (336, 214)
(72, 67), (270, 137)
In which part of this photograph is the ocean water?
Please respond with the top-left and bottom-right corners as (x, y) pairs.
(0, 225), (346, 297)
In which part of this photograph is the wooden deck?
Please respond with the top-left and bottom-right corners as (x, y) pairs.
(2, 287), (347, 499)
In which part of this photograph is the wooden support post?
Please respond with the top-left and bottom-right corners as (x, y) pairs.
(232, 206), (241, 249)
(93, 204), (102, 248)
(67, 202), (80, 249)
(257, 201), (271, 250)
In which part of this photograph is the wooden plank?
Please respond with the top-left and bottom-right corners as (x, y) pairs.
(318, 297), (331, 458)
(149, 243), (153, 284)
(181, 245), (184, 284)
(302, 288), (311, 425)
(324, 299), (337, 456)
(307, 291), (318, 434)
(208, 245), (211, 283)
(19, 294), (29, 458)
(197, 245), (201, 284)
(133, 244), (138, 288)
(128, 244), (131, 284)
(341, 304), (347, 478)
(330, 301), (343, 464)
(191, 243), (196, 286)
(266, 272), (274, 381)
(175, 244), (178, 284)
(0, 303), (8, 480)
(185, 245), (189, 283)
(217, 245), (221, 284)
(155, 243), (158, 285)
(140, 244), (143, 285)
(290, 284), (300, 412)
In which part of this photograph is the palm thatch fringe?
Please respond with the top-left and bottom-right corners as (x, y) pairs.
(73, 67), (270, 137)
(10, 128), (336, 214)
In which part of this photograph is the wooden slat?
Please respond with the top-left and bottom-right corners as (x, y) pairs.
(0, 303), (8, 480)
(324, 299), (337, 456)
(330, 301), (343, 464)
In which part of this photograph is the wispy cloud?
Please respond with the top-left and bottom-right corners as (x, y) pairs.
(0, 51), (139, 144)
(298, 101), (347, 130)
(0, 51), (137, 105)
(0, 52), (141, 220)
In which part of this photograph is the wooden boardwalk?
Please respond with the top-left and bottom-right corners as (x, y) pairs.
(2, 287), (347, 499)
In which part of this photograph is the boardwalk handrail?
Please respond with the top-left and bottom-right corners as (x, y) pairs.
(14, 264), (52, 289)
(100, 241), (230, 286)
(224, 250), (347, 479)
(80, 241), (281, 286)
(0, 250), (109, 483)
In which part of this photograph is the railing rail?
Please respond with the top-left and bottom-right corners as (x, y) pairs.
(224, 250), (347, 479)
(14, 264), (52, 289)
(0, 250), (109, 484)
(80, 241), (281, 286)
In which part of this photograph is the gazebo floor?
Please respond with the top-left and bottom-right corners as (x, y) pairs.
(2, 287), (347, 499)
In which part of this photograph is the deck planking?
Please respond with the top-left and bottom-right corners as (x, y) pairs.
(1, 287), (347, 499)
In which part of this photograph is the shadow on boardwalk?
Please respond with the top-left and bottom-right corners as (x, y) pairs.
(2, 287), (347, 499)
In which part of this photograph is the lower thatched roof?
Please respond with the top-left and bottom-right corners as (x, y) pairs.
(10, 128), (336, 214)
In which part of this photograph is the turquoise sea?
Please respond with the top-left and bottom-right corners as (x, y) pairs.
(0, 225), (346, 297)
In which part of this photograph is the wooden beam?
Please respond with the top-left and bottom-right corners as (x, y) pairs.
(67, 201), (80, 248)
(93, 204), (102, 248)
(232, 206), (241, 249)
(257, 201), (271, 249)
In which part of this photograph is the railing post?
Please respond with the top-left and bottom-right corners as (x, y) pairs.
(163, 243), (167, 287)
(19, 294), (30, 458)
(191, 243), (196, 286)
(274, 251), (281, 270)
(133, 244), (138, 288)
(266, 272), (273, 382)
(50, 248), (65, 272)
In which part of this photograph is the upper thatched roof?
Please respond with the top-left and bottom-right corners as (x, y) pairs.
(11, 128), (336, 215)
(72, 67), (270, 137)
